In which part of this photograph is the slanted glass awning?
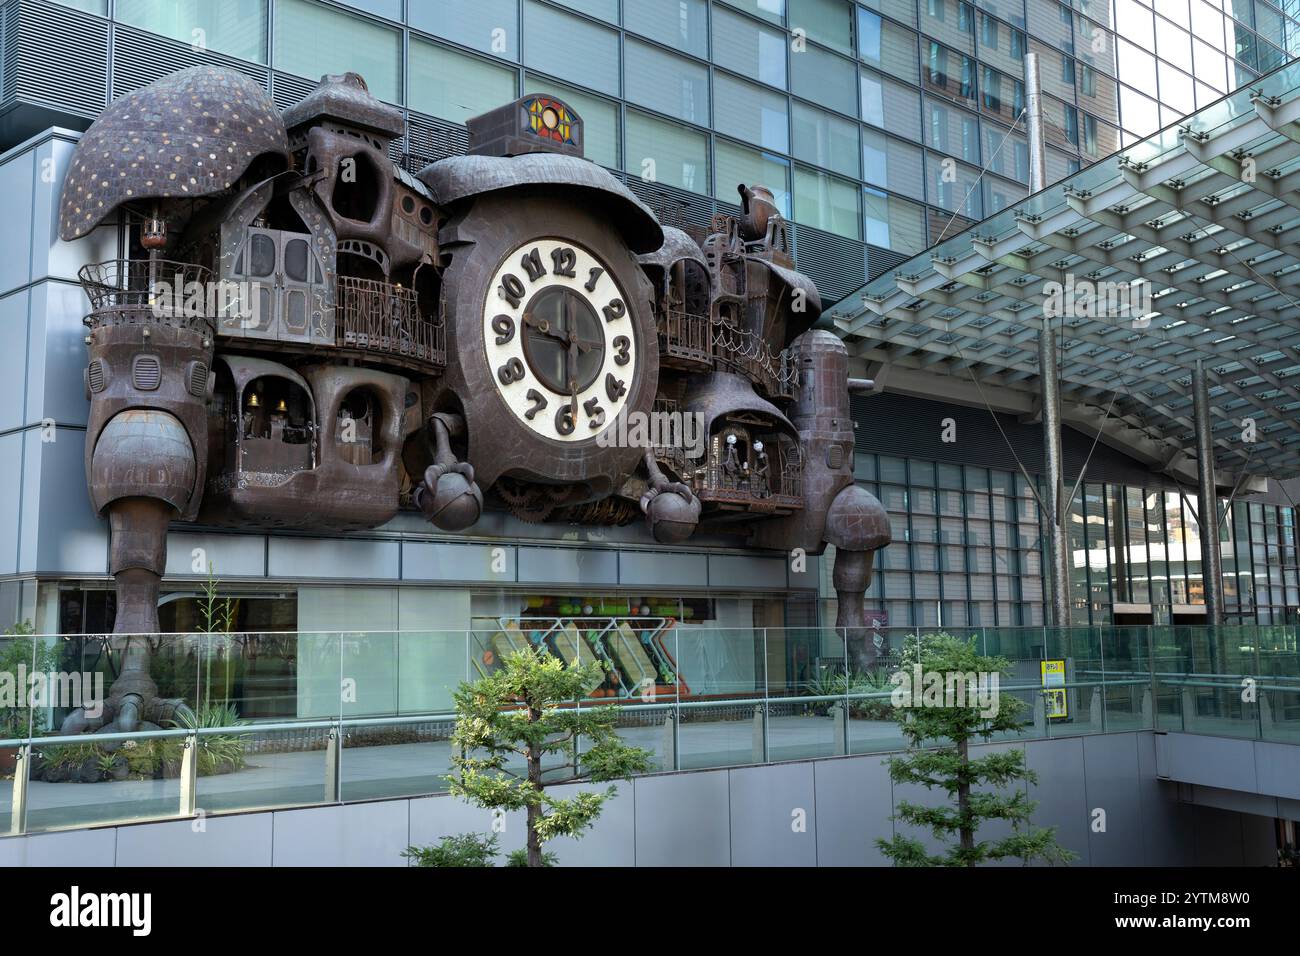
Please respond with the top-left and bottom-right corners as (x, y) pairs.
(829, 61), (1300, 482)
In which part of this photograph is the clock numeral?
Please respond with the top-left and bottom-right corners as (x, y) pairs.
(520, 248), (546, 282)
(551, 246), (577, 278)
(602, 298), (626, 323)
(497, 357), (526, 385)
(612, 335), (631, 366)
(584, 267), (604, 293)
(491, 314), (515, 345)
(524, 389), (547, 420)
(555, 402), (576, 436)
(499, 273), (526, 308)
(584, 396), (606, 429)
(605, 373), (627, 403)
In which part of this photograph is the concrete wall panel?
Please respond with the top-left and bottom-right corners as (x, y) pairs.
(728, 761), (817, 866)
(633, 770), (730, 866)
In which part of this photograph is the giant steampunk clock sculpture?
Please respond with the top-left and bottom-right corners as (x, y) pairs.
(58, 71), (890, 734)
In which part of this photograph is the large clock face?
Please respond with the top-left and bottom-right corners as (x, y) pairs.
(483, 237), (637, 443)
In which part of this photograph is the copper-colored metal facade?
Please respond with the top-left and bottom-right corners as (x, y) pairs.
(60, 68), (891, 733)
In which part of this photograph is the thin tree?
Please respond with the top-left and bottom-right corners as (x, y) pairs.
(877, 633), (1075, 867)
(449, 646), (652, 867)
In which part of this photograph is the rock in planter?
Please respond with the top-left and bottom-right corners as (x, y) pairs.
(77, 758), (103, 783)
(43, 764), (68, 783)
(111, 757), (129, 781)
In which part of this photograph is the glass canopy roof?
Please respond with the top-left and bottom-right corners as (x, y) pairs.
(829, 61), (1300, 481)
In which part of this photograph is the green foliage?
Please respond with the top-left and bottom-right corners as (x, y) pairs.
(0, 621), (60, 740)
(448, 646), (652, 867)
(403, 833), (500, 867)
(37, 705), (245, 782)
(200, 563), (238, 635)
(506, 848), (557, 867)
(169, 704), (248, 775)
(804, 667), (895, 719)
(876, 632), (1076, 868)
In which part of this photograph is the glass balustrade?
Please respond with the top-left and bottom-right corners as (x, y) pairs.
(1, 624), (1297, 835)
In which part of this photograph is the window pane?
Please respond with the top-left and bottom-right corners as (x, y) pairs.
(625, 0), (709, 58)
(794, 166), (860, 238)
(922, 40), (977, 108)
(715, 72), (789, 152)
(981, 120), (1027, 183)
(790, 42), (858, 116)
(563, 0), (618, 22)
(982, 173), (1026, 213)
(862, 128), (924, 199)
(861, 0), (917, 27)
(714, 5), (789, 88)
(410, 0), (519, 59)
(522, 0), (619, 95)
(716, 140), (791, 215)
(1155, 15), (1193, 72)
(1158, 61), (1194, 115)
(924, 97), (981, 164)
(792, 102), (859, 177)
(789, 0), (855, 54)
(118, 0), (267, 62)
(275, 0), (402, 103)
(920, 0), (976, 55)
(924, 154), (983, 218)
(53, 0), (107, 13)
(722, 0), (787, 25)
(626, 110), (709, 194)
(341, 0), (400, 19)
(625, 40), (709, 124)
(857, 9), (921, 83)
(863, 188), (927, 253)
(410, 40), (517, 124)
(525, 76), (619, 168)
(861, 69), (922, 139)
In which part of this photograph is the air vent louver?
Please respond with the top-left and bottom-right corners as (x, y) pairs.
(132, 355), (161, 391)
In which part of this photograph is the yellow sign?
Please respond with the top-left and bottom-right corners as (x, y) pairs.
(1041, 659), (1068, 719)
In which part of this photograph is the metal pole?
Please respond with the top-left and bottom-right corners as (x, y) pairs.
(1193, 360), (1224, 626)
(1040, 325), (1070, 628)
(1024, 52), (1047, 193)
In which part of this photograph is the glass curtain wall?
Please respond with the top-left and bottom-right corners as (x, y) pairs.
(839, 452), (1300, 629)
(60, 0), (1300, 281)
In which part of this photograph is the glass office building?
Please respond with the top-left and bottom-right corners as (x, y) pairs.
(27, 0), (1300, 300)
(2, 0), (1299, 638)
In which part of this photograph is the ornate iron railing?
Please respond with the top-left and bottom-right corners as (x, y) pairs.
(711, 318), (799, 400)
(78, 259), (217, 334)
(658, 309), (712, 365)
(336, 275), (445, 369)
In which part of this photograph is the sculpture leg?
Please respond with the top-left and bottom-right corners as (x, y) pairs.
(60, 498), (194, 735)
(414, 414), (483, 532)
(833, 547), (882, 672)
(640, 449), (700, 544)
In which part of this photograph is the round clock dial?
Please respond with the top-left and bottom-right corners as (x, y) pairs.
(483, 237), (636, 443)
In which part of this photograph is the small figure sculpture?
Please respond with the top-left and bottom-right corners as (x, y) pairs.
(752, 440), (770, 498)
(721, 433), (741, 488)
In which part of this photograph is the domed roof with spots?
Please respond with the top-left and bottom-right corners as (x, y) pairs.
(59, 66), (289, 241)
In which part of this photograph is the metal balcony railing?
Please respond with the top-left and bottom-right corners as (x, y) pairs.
(658, 309), (712, 365)
(711, 318), (799, 400)
(336, 275), (445, 369)
(78, 259), (217, 334)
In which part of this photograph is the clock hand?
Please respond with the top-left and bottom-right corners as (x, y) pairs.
(522, 311), (571, 346)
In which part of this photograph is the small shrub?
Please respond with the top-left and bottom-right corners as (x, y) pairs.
(403, 833), (500, 867)
(506, 849), (557, 867)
